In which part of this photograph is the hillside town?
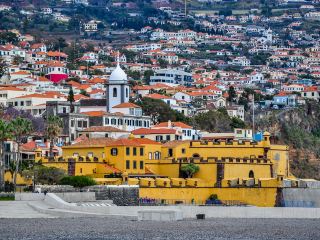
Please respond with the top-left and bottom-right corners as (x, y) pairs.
(0, 0), (320, 209)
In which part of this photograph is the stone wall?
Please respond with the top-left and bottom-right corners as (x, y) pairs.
(282, 188), (320, 207)
(35, 185), (77, 193)
(84, 185), (139, 206)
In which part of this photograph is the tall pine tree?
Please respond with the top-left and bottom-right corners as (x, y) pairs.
(67, 86), (75, 113)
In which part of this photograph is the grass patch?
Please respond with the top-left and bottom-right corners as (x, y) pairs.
(0, 196), (15, 201)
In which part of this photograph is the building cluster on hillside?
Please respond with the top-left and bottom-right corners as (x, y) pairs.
(1, 0), (320, 205)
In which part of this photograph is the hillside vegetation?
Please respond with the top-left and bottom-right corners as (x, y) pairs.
(256, 101), (320, 179)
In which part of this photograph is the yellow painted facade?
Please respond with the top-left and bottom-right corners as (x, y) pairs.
(139, 187), (277, 207)
(22, 132), (289, 206)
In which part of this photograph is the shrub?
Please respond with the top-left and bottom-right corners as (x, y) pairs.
(209, 194), (218, 201)
(60, 176), (96, 188)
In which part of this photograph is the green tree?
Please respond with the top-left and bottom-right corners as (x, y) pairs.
(46, 116), (63, 158)
(158, 59), (168, 68)
(67, 86), (75, 113)
(0, 119), (12, 190)
(12, 55), (23, 65)
(127, 70), (141, 80)
(181, 163), (200, 178)
(230, 117), (246, 129)
(22, 165), (66, 185)
(60, 176), (96, 188)
(219, 9), (232, 16)
(143, 70), (154, 84)
(192, 110), (232, 132)
(11, 117), (33, 191)
(227, 86), (237, 103)
(135, 97), (189, 124)
(80, 89), (89, 97)
(0, 58), (8, 79)
(0, 32), (18, 44)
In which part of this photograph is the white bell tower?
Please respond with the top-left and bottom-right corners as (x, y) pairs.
(106, 52), (130, 112)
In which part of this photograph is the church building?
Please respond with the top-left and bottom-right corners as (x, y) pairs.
(103, 59), (151, 132)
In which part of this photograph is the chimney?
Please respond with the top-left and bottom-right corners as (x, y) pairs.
(168, 120), (172, 128)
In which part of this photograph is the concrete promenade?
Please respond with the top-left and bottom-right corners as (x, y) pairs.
(1, 218), (320, 240)
(0, 201), (55, 218)
(1, 200), (320, 219)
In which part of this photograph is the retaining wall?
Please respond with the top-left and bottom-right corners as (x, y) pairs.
(55, 192), (96, 203)
(15, 193), (45, 201)
(282, 188), (320, 207)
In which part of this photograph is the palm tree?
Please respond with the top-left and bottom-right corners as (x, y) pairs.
(0, 119), (13, 190)
(11, 117), (33, 191)
(46, 116), (63, 158)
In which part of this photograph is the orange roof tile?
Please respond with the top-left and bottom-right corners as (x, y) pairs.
(146, 93), (171, 99)
(112, 102), (140, 108)
(81, 126), (127, 132)
(154, 121), (192, 129)
(82, 111), (106, 117)
(131, 128), (177, 135)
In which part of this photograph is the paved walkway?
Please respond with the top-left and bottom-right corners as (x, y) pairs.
(0, 201), (56, 218)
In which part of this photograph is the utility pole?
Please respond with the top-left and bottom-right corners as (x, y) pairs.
(252, 94), (255, 138)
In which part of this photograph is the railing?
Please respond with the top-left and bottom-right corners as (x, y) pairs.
(138, 198), (247, 206)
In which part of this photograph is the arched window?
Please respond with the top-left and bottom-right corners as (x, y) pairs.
(249, 170), (254, 178)
(154, 151), (161, 160)
(113, 87), (117, 97)
(148, 152), (153, 160)
(126, 88), (128, 98)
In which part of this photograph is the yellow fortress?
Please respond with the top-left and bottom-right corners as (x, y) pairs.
(34, 131), (291, 207)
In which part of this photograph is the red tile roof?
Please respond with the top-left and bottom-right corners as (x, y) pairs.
(154, 121), (192, 129)
(112, 102), (140, 108)
(131, 128), (177, 135)
(81, 126), (127, 132)
(82, 111), (106, 117)
(146, 93), (171, 99)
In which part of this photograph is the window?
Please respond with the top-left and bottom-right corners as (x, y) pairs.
(140, 148), (144, 156)
(73, 153), (79, 157)
(126, 88), (128, 98)
(249, 170), (254, 178)
(111, 148), (118, 156)
(126, 147), (130, 156)
(87, 152), (93, 157)
(156, 135), (163, 141)
(80, 168), (82, 174)
(105, 118), (109, 125)
(133, 147), (137, 156)
(148, 152), (153, 160)
(166, 135), (171, 141)
(71, 120), (74, 127)
(113, 87), (117, 97)
(168, 148), (173, 157)
(154, 151), (161, 160)
(83, 121), (88, 128)
(182, 148), (186, 154)
(111, 118), (116, 125)
(140, 161), (144, 170)
(133, 160), (137, 169)
(78, 121), (82, 128)
(105, 133), (109, 138)
(126, 160), (130, 169)
(129, 108), (134, 115)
